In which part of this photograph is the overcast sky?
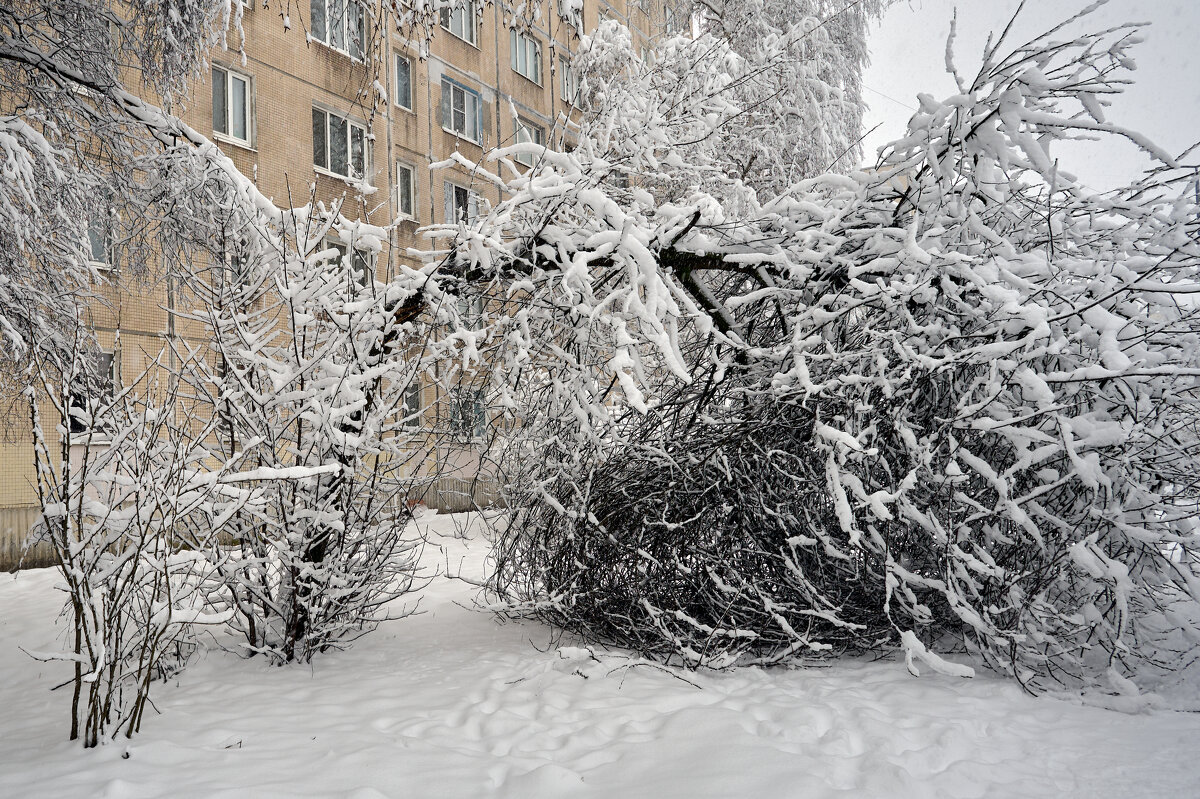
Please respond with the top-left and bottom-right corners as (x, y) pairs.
(860, 0), (1200, 189)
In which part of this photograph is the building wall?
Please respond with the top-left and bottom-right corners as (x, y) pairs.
(0, 0), (682, 569)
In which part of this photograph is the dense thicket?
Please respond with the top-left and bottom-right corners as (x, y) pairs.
(446, 9), (1200, 695)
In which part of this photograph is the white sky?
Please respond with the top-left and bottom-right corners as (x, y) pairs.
(860, 0), (1200, 189)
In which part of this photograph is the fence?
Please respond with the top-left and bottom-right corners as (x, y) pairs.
(0, 507), (55, 571)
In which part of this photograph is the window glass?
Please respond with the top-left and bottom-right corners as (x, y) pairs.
(213, 66), (252, 144)
(395, 55), (412, 109)
(325, 238), (373, 286)
(313, 108), (368, 179)
(441, 80), (480, 141)
(87, 218), (109, 265)
(311, 0), (365, 58)
(329, 115), (348, 176)
(448, 387), (486, 438)
(347, 0), (365, 59)
(352, 247), (372, 286)
(444, 182), (478, 224)
(231, 74), (248, 140)
(457, 294), (484, 328)
(350, 125), (365, 177)
(440, 2), (477, 45)
(402, 381), (422, 427)
(329, 0), (346, 51)
(212, 67), (228, 135)
(511, 30), (541, 83)
(560, 56), (578, 104)
(397, 162), (415, 217)
(311, 0), (327, 41)
(312, 109), (327, 169)
(515, 118), (545, 166)
(68, 351), (116, 435)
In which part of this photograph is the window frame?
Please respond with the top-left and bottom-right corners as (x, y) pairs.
(443, 180), (480, 225)
(86, 213), (114, 272)
(510, 28), (543, 85)
(396, 161), (417, 220)
(324, 237), (376, 288)
(440, 78), (482, 143)
(439, 1), (478, 46)
(446, 386), (487, 440)
(310, 0), (368, 60)
(513, 117), (545, 167)
(457, 293), (484, 329)
(212, 64), (254, 147)
(312, 106), (371, 182)
(664, 2), (686, 36)
(401, 380), (423, 429)
(559, 56), (579, 105)
(68, 350), (117, 437)
(394, 52), (413, 110)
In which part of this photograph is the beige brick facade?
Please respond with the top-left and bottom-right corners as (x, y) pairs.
(0, 0), (681, 565)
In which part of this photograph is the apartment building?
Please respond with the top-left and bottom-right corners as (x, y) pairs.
(0, 0), (684, 568)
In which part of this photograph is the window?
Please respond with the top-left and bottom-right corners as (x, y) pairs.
(68, 351), (116, 435)
(439, 1), (477, 45)
(325, 238), (375, 286)
(212, 66), (252, 145)
(440, 79), (481, 141)
(664, 2), (686, 35)
(444, 181), (479, 224)
(226, 249), (251, 287)
(394, 54), (413, 110)
(510, 29), (542, 84)
(559, 56), (579, 105)
(457, 294), (484, 329)
(514, 118), (545, 167)
(86, 214), (113, 270)
(313, 108), (369, 180)
(447, 387), (486, 439)
(396, 162), (416, 219)
(310, 0), (366, 59)
(401, 380), (422, 428)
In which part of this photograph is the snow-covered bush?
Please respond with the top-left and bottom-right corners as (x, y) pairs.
(27, 341), (254, 747)
(179, 207), (427, 664)
(470, 10), (1200, 692)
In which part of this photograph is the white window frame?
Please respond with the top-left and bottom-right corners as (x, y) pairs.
(401, 380), (423, 428)
(68, 350), (117, 437)
(396, 161), (416, 220)
(86, 214), (114, 272)
(440, 79), (482, 143)
(212, 65), (253, 147)
(324, 237), (376, 287)
(439, 1), (477, 46)
(457, 294), (484, 329)
(394, 53), (413, 110)
(446, 386), (487, 439)
(310, 0), (367, 60)
(510, 29), (543, 85)
(664, 2), (687, 36)
(444, 181), (480, 225)
(224, 249), (248, 286)
(514, 117), (545, 167)
(559, 56), (579, 105)
(313, 107), (371, 181)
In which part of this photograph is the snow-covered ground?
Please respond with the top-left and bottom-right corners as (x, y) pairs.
(2, 513), (1198, 798)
